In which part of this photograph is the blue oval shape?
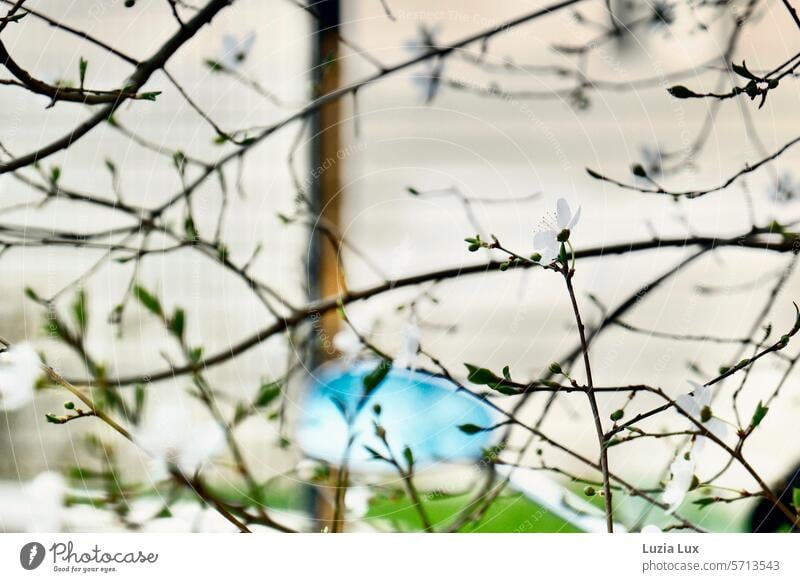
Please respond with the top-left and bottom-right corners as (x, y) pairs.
(297, 361), (498, 469)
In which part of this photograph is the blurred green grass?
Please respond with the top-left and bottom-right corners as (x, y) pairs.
(212, 478), (755, 532)
(365, 492), (584, 532)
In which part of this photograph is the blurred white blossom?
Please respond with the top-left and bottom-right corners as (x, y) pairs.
(296, 458), (319, 481)
(641, 524), (663, 533)
(345, 486), (372, 518)
(0, 342), (41, 411)
(395, 316), (420, 369)
(769, 172), (800, 204)
(24, 471), (66, 532)
(133, 404), (224, 480)
(333, 310), (377, 362)
(220, 31), (256, 69)
(404, 24), (443, 103)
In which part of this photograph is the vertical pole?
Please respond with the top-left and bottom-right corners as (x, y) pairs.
(308, 0), (344, 532)
(309, 0), (344, 337)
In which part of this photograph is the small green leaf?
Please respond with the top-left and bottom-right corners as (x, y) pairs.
(403, 446), (414, 469)
(693, 497), (716, 509)
(133, 285), (162, 316)
(558, 242), (568, 263)
(255, 382), (281, 408)
(464, 364), (501, 385)
(217, 244), (229, 262)
(204, 59), (223, 72)
(750, 401), (768, 428)
(155, 506), (172, 519)
(3, 12), (26, 23)
(363, 359), (392, 397)
(731, 60), (757, 80)
(24, 287), (40, 302)
(793, 487), (800, 512)
(49, 166), (61, 186)
(458, 423), (484, 435)
(134, 384), (146, 418)
(72, 289), (88, 335)
(78, 57), (88, 89)
(667, 85), (699, 99)
(188, 346), (203, 363)
(137, 91), (161, 101)
(169, 308), (185, 338)
(173, 151), (186, 171)
(184, 217), (198, 242)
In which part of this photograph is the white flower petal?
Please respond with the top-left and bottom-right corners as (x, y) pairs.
(568, 205), (581, 229)
(675, 393), (700, 419)
(134, 405), (223, 477)
(691, 434), (708, 457)
(704, 417), (728, 442)
(24, 471), (66, 532)
(0, 343), (40, 411)
(296, 459), (318, 481)
(663, 457), (694, 513)
(396, 318), (421, 369)
(222, 35), (237, 54)
(556, 198), (572, 229)
(345, 486), (372, 518)
(694, 384), (712, 408)
(641, 524), (662, 533)
(533, 230), (552, 249)
(177, 421), (224, 475)
(534, 230), (560, 262)
(241, 31), (256, 54)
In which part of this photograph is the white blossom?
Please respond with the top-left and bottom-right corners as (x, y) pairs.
(769, 171), (800, 204)
(296, 458), (319, 481)
(133, 404), (224, 480)
(662, 456), (695, 514)
(676, 381), (728, 454)
(219, 31), (256, 69)
(404, 24), (443, 103)
(345, 486), (372, 518)
(641, 524), (663, 533)
(533, 198), (581, 263)
(333, 310), (376, 361)
(24, 471), (67, 532)
(395, 316), (420, 369)
(0, 343), (41, 411)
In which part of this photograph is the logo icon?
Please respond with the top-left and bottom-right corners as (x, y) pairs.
(20, 542), (46, 570)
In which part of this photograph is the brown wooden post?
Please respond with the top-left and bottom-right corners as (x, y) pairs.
(308, 0), (346, 532)
(309, 0), (345, 344)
